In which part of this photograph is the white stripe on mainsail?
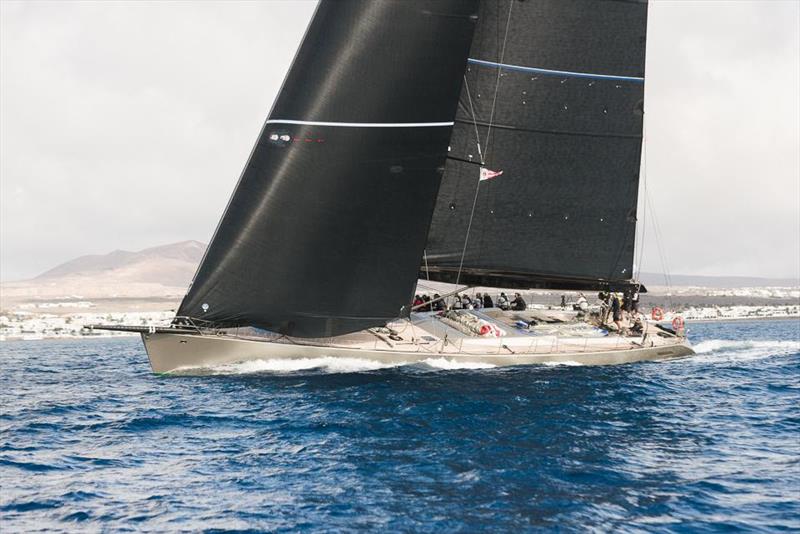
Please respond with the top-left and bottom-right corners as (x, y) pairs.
(467, 58), (644, 83)
(265, 120), (454, 128)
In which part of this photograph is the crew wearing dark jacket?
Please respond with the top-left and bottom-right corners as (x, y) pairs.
(511, 293), (527, 311)
(483, 294), (494, 308)
(611, 293), (623, 332)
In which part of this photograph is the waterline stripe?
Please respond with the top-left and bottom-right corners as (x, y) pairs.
(265, 119), (454, 128)
(467, 58), (644, 83)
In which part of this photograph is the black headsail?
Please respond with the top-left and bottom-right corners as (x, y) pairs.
(177, 0), (479, 337)
(422, 0), (649, 292)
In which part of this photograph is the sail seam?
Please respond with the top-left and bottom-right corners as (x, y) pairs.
(467, 58), (644, 83)
(453, 118), (642, 139)
(265, 120), (454, 128)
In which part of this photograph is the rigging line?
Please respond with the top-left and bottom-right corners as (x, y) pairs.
(415, 281), (441, 292)
(648, 193), (671, 289)
(656, 213), (674, 293)
(454, 176), (482, 288)
(447, 155), (483, 166)
(454, 118), (642, 140)
(652, 204), (673, 308)
(483, 0), (515, 161)
(635, 115), (649, 283)
(423, 249), (430, 281)
(411, 286), (471, 311)
(646, 191), (674, 310)
(451, 2), (515, 289)
(462, 75), (484, 164)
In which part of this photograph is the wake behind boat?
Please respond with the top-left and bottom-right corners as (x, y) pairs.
(94, 0), (694, 373)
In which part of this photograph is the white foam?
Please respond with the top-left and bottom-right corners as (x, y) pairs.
(176, 339), (798, 375)
(541, 360), (584, 367)
(420, 358), (497, 370)
(690, 339), (800, 363)
(455, 470), (481, 483)
(204, 356), (405, 375)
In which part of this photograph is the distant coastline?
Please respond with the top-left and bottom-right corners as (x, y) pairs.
(683, 316), (800, 324)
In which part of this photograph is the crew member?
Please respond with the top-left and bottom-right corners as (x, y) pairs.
(623, 290), (633, 315)
(497, 292), (510, 310)
(611, 293), (623, 333)
(575, 293), (588, 312)
(599, 291), (610, 324)
(631, 288), (640, 315)
(422, 294), (432, 311)
(511, 293), (527, 311)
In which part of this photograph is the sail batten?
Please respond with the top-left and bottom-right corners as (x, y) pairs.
(453, 118), (643, 140)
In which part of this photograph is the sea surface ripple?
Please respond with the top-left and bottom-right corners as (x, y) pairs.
(1, 319), (798, 532)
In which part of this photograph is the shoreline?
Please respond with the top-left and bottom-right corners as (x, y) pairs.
(680, 316), (800, 324)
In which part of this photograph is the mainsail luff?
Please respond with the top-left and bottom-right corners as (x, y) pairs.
(423, 0), (649, 291)
(177, 0), (479, 337)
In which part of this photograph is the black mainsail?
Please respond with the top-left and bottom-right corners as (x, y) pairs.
(177, 0), (479, 337)
(422, 0), (649, 291)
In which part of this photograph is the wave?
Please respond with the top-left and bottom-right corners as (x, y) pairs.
(198, 356), (405, 375)
(419, 358), (496, 370)
(177, 339), (798, 375)
(191, 356), (500, 375)
(691, 339), (800, 363)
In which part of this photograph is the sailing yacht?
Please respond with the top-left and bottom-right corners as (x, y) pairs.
(96, 0), (693, 373)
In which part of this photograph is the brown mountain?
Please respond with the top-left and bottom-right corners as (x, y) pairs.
(1, 241), (206, 305)
(34, 241), (206, 286)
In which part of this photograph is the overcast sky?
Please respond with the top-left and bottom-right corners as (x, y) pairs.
(1, 0), (798, 281)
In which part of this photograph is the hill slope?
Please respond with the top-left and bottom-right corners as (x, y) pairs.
(36, 240), (205, 284)
(2, 241), (206, 303)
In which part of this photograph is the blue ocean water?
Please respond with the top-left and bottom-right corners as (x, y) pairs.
(1, 320), (798, 532)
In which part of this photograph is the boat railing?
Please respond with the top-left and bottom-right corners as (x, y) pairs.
(171, 316), (222, 336)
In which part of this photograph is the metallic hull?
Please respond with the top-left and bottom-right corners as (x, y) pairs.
(141, 332), (695, 374)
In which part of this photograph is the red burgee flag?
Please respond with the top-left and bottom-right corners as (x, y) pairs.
(479, 167), (503, 181)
